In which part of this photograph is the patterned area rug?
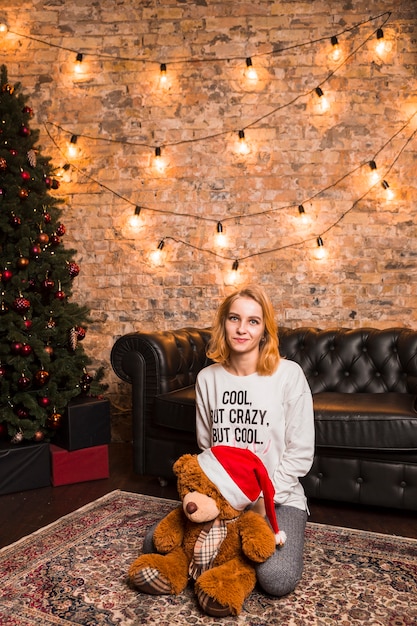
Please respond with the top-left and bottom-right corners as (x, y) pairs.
(1, 490), (416, 625)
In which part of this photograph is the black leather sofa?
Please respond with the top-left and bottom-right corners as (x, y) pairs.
(111, 327), (417, 510)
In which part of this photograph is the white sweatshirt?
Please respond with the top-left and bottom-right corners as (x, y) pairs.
(195, 359), (315, 511)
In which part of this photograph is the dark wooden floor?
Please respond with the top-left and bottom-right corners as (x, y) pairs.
(1, 442), (416, 549)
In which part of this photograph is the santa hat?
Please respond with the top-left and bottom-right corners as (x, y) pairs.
(197, 445), (286, 546)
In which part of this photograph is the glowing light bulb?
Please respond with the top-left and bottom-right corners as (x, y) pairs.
(154, 146), (165, 172)
(298, 205), (309, 225)
(245, 58), (258, 81)
(369, 160), (380, 184)
(0, 22), (8, 34)
(67, 135), (79, 159)
(74, 52), (84, 74)
(237, 130), (250, 155)
(381, 180), (395, 200)
(149, 240), (165, 266)
(159, 63), (167, 87)
(215, 222), (227, 247)
(128, 206), (142, 231)
(330, 35), (341, 62)
(315, 237), (326, 260)
(315, 87), (330, 113)
(375, 28), (386, 55)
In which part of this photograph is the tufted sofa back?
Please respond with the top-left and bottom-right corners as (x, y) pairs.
(111, 326), (417, 396)
(278, 327), (417, 394)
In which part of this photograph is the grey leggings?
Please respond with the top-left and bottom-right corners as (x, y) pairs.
(142, 504), (307, 598)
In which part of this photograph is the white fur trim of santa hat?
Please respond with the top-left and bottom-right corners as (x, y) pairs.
(197, 445), (286, 546)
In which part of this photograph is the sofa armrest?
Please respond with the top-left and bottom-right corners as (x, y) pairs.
(111, 327), (212, 394)
(110, 328), (211, 474)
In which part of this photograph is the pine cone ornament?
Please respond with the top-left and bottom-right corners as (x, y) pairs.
(69, 327), (78, 351)
(27, 149), (37, 167)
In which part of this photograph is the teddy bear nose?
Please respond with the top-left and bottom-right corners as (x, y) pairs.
(186, 501), (198, 514)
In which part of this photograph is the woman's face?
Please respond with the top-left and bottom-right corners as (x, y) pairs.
(224, 296), (265, 357)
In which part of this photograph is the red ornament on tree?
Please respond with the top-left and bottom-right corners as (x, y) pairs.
(17, 373), (31, 389)
(30, 244), (41, 258)
(55, 289), (66, 300)
(38, 396), (50, 408)
(20, 125), (30, 137)
(68, 262), (80, 278)
(41, 277), (55, 291)
(20, 170), (31, 181)
(13, 296), (31, 313)
(50, 235), (60, 246)
(76, 326), (86, 340)
(9, 214), (22, 227)
(23, 318), (33, 330)
(20, 343), (32, 357)
(56, 223), (66, 236)
(2, 268), (13, 282)
(10, 342), (22, 354)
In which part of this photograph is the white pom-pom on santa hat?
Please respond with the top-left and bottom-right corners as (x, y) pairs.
(197, 445), (286, 546)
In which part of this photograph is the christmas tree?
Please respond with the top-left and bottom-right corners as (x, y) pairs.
(0, 65), (105, 445)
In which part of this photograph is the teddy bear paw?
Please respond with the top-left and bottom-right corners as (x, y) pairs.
(196, 588), (233, 617)
(130, 566), (172, 595)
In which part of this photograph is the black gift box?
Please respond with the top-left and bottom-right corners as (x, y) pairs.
(0, 441), (51, 495)
(54, 396), (111, 451)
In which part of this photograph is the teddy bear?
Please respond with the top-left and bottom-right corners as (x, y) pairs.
(128, 445), (286, 617)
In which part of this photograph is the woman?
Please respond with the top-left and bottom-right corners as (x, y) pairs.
(195, 284), (315, 597)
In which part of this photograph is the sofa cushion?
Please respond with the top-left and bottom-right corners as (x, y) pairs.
(155, 388), (417, 452)
(313, 392), (417, 450)
(154, 385), (196, 432)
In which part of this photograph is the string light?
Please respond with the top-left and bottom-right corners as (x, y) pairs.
(31, 9), (413, 274)
(0, 22), (8, 34)
(215, 221), (227, 247)
(74, 52), (84, 74)
(314, 86), (330, 113)
(330, 35), (341, 62)
(368, 159), (380, 183)
(315, 236), (326, 259)
(245, 57), (258, 81)
(298, 204), (308, 224)
(237, 129), (249, 155)
(128, 206), (142, 230)
(149, 239), (165, 266)
(381, 179), (394, 200)
(154, 146), (165, 172)
(232, 259), (239, 271)
(67, 134), (78, 159)
(159, 63), (167, 87)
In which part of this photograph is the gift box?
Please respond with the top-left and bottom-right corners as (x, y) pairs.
(0, 441), (51, 495)
(55, 396), (111, 451)
(50, 444), (109, 486)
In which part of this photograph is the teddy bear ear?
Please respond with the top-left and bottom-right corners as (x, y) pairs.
(172, 454), (197, 477)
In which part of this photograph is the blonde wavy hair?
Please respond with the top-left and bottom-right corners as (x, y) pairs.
(206, 285), (280, 375)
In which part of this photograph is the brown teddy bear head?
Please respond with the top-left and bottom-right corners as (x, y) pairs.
(173, 453), (241, 523)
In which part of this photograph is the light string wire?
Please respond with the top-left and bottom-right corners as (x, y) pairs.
(45, 110), (417, 265)
(11, 7), (409, 266)
(5, 11), (391, 67)
(42, 10), (402, 229)
(42, 11), (392, 154)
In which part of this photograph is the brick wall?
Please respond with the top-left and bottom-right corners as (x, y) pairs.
(2, 0), (417, 419)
